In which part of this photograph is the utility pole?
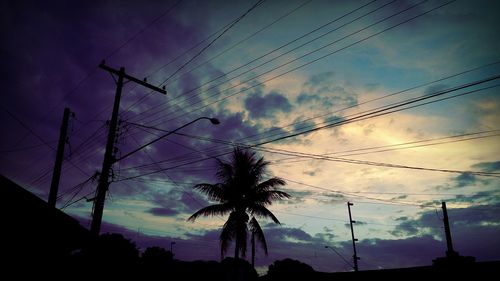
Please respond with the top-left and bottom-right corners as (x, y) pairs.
(442, 202), (458, 258)
(48, 107), (71, 208)
(170, 241), (176, 257)
(347, 202), (360, 272)
(90, 61), (166, 237)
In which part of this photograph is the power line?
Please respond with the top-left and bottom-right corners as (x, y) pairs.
(160, 0), (266, 85)
(129, 0), (389, 124)
(162, 0), (348, 88)
(283, 178), (427, 208)
(125, 124), (500, 172)
(325, 245), (354, 270)
(14, 1), (184, 145)
(119, 60), (500, 173)
(121, 0), (313, 119)
(115, 77), (500, 180)
(104, 0), (184, 59)
(135, 0), (439, 126)
(271, 130), (500, 162)
(254, 77), (500, 148)
(0, 141), (57, 154)
(2, 105), (91, 179)
(156, 0), (452, 124)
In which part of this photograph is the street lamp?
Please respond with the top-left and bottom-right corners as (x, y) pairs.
(116, 117), (220, 162)
(325, 245), (354, 271)
(90, 117), (220, 236)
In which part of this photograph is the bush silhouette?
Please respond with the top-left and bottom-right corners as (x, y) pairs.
(267, 258), (315, 280)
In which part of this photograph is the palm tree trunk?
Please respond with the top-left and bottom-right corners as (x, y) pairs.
(251, 232), (255, 268)
(234, 238), (239, 259)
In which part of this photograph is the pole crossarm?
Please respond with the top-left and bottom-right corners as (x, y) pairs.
(99, 60), (167, 95)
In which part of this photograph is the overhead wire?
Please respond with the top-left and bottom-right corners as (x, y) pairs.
(158, 0), (455, 125)
(115, 75), (500, 180)
(133, 0), (442, 126)
(128, 0), (391, 124)
(160, 0), (267, 85)
(118, 59), (500, 174)
(12, 0), (184, 151)
(162, 0), (369, 89)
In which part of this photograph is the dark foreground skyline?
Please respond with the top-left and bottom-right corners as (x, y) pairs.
(1, 0), (499, 273)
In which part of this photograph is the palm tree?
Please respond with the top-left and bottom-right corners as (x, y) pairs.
(188, 148), (290, 260)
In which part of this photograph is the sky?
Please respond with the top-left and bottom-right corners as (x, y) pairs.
(1, 0), (500, 274)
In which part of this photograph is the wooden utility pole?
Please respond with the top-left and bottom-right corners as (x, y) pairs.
(48, 107), (71, 208)
(90, 61), (166, 237)
(347, 202), (360, 272)
(442, 201), (458, 257)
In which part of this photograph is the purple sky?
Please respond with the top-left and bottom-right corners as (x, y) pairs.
(1, 0), (500, 274)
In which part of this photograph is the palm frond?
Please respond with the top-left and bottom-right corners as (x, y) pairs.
(255, 178), (286, 192)
(220, 212), (238, 258)
(250, 157), (269, 182)
(253, 190), (291, 205)
(216, 159), (234, 182)
(193, 183), (225, 202)
(187, 203), (233, 222)
(247, 204), (281, 224)
(249, 217), (268, 255)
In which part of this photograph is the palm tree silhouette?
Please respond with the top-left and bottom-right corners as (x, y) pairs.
(188, 148), (290, 260)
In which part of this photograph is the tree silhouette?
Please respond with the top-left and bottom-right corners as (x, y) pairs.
(188, 148), (290, 259)
(142, 246), (173, 264)
(267, 258), (315, 280)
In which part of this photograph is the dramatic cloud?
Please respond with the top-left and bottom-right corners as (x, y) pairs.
(2, 0), (499, 274)
(471, 161), (500, 173)
(454, 173), (477, 188)
(297, 72), (358, 110)
(147, 207), (179, 217)
(244, 90), (292, 119)
(423, 83), (448, 96)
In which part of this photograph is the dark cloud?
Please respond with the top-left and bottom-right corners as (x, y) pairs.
(452, 190), (500, 205)
(364, 83), (380, 92)
(296, 93), (320, 104)
(343, 221), (367, 229)
(71, 199), (500, 273)
(135, 183), (211, 218)
(302, 170), (317, 177)
(292, 118), (316, 132)
(147, 207), (179, 217)
(297, 72), (358, 110)
(0, 0), (217, 199)
(471, 161), (500, 172)
(421, 189), (500, 209)
(244, 90), (292, 119)
(210, 111), (261, 142)
(314, 192), (345, 204)
(281, 190), (311, 205)
(296, 93), (357, 109)
(292, 118), (317, 138)
(392, 194), (408, 200)
(423, 83), (448, 96)
(455, 173), (477, 187)
(264, 224), (313, 242)
(323, 115), (345, 125)
(355, 235), (443, 269)
(390, 203), (500, 260)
